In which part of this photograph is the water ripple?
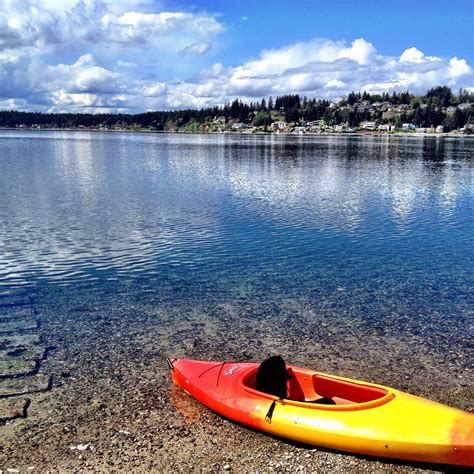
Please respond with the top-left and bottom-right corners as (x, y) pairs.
(0, 132), (472, 313)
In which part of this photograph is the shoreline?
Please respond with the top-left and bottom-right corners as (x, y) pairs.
(0, 126), (472, 139)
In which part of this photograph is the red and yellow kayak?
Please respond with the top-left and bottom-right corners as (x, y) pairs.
(168, 358), (474, 467)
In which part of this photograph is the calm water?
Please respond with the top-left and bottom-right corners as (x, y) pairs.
(0, 131), (473, 334)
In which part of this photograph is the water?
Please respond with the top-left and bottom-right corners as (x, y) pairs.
(0, 131), (473, 340)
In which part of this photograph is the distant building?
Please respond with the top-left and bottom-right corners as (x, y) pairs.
(361, 121), (377, 130)
(271, 121), (287, 130)
(402, 123), (415, 130)
(213, 116), (226, 124)
(294, 126), (306, 134)
(231, 122), (248, 130)
(435, 125), (444, 133)
(377, 124), (392, 131)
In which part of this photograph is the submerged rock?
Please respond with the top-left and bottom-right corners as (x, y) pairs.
(0, 397), (29, 422)
(0, 374), (52, 397)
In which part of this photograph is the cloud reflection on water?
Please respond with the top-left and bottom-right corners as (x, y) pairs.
(0, 132), (472, 290)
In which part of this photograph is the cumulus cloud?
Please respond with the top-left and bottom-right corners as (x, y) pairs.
(1, 0), (224, 50)
(0, 0), (61, 51)
(399, 47), (441, 64)
(195, 39), (472, 102)
(31, 53), (123, 94)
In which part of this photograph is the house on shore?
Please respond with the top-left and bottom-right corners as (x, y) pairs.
(231, 122), (249, 131)
(271, 121), (287, 131)
(361, 121), (377, 131)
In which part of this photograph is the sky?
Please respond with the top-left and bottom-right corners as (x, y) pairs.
(0, 0), (472, 113)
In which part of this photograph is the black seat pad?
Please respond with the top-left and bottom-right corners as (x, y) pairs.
(255, 356), (288, 399)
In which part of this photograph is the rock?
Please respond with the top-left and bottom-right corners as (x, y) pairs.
(0, 374), (52, 397)
(69, 443), (90, 451)
(0, 397), (29, 421)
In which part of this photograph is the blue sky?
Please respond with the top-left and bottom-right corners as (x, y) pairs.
(0, 0), (472, 113)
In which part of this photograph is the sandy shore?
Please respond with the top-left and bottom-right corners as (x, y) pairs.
(1, 286), (472, 473)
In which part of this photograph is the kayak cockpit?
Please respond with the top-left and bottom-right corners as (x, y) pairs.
(241, 366), (394, 409)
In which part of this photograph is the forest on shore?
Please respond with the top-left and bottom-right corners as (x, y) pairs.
(1, 86), (472, 133)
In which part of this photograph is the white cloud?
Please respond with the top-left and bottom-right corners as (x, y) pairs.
(0, 0), (61, 50)
(96, 11), (224, 45)
(29, 54), (123, 95)
(448, 57), (471, 78)
(400, 47), (441, 64)
(0, 0), (225, 50)
(325, 79), (346, 89)
(180, 42), (212, 56)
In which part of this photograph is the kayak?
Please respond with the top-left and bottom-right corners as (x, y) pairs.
(168, 357), (474, 467)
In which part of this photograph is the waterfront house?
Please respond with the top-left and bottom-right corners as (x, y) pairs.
(402, 123), (415, 130)
(271, 121), (287, 130)
(436, 125), (444, 133)
(361, 121), (377, 131)
(231, 122), (248, 131)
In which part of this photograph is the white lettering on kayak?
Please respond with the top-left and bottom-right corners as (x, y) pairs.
(224, 365), (240, 376)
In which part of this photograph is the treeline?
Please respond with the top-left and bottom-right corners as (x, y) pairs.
(0, 86), (472, 131)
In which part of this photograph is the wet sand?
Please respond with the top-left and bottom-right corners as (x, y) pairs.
(1, 288), (472, 472)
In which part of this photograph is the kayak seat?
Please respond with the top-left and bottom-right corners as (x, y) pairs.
(255, 356), (288, 399)
(310, 397), (336, 405)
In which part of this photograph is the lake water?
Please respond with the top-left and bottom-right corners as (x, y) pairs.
(1, 130), (473, 468)
(1, 131), (472, 317)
